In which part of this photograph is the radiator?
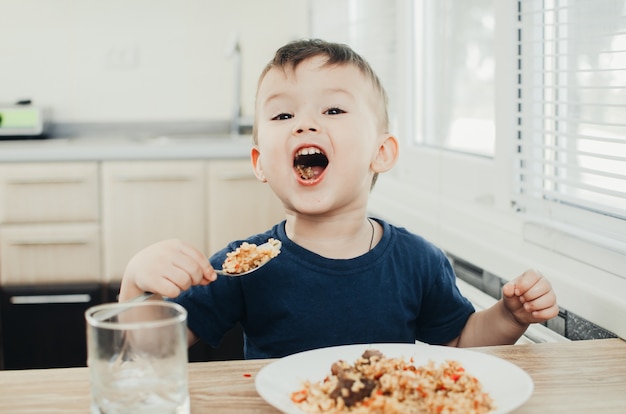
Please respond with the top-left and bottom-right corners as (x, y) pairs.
(456, 278), (569, 344)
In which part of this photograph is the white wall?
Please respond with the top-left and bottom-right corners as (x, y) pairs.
(0, 0), (309, 123)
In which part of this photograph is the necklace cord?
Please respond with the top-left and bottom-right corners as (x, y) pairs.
(368, 218), (375, 251)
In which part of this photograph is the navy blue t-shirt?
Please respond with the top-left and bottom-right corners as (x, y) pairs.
(171, 218), (474, 359)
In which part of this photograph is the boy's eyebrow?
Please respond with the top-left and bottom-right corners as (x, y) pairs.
(261, 88), (356, 106)
(261, 92), (287, 106)
(323, 87), (356, 99)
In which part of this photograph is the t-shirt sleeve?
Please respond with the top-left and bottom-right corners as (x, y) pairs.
(415, 252), (475, 344)
(169, 275), (244, 348)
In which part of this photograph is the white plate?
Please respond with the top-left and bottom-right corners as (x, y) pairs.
(255, 343), (533, 414)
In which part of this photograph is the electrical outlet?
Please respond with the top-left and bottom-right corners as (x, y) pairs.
(103, 46), (140, 70)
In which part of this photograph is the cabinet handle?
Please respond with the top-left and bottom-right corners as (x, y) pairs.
(10, 294), (92, 305)
(115, 175), (194, 182)
(218, 171), (256, 181)
(9, 239), (90, 246)
(7, 177), (85, 185)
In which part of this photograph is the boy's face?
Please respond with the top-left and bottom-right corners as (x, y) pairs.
(252, 56), (394, 216)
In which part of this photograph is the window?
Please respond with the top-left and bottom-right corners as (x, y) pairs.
(415, 0), (496, 156)
(515, 0), (626, 275)
(314, 0), (625, 278)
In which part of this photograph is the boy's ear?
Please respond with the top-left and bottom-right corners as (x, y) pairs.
(250, 146), (267, 182)
(371, 134), (399, 173)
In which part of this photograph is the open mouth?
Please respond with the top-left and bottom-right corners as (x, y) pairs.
(293, 146), (329, 181)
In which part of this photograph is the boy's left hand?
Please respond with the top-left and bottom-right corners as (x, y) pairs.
(502, 269), (559, 325)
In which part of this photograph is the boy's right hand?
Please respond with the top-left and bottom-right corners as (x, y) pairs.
(119, 239), (217, 301)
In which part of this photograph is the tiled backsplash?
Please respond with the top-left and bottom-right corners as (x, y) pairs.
(449, 254), (618, 341)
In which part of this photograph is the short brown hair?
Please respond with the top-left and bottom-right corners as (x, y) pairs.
(254, 39), (389, 139)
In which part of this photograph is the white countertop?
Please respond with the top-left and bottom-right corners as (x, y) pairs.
(0, 134), (254, 162)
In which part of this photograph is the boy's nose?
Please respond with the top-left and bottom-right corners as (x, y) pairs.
(293, 114), (320, 135)
(295, 126), (318, 134)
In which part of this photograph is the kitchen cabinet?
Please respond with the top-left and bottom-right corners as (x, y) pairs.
(0, 162), (101, 285)
(100, 159), (282, 364)
(206, 160), (283, 252)
(0, 159), (283, 284)
(0, 162), (99, 224)
(101, 161), (206, 282)
(0, 162), (102, 369)
(0, 157), (283, 368)
(0, 224), (101, 285)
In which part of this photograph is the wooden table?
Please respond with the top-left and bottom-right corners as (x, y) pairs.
(0, 338), (624, 413)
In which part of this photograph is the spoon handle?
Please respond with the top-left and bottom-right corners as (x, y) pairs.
(214, 268), (251, 277)
(92, 292), (154, 320)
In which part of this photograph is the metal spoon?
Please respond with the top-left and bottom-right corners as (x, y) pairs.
(106, 240), (281, 312)
(105, 253), (274, 311)
(214, 267), (268, 276)
(91, 292), (156, 321)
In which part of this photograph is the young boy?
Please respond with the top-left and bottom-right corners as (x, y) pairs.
(120, 39), (558, 359)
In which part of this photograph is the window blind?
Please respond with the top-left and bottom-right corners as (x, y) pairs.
(515, 0), (626, 247)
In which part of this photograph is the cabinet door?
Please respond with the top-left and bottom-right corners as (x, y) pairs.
(0, 162), (99, 223)
(0, 223), (101, 285)
(101, 161), (205, 282)
(206, 160), (283, 253)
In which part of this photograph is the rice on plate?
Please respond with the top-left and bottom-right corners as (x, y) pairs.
(291, 349), (494, 414)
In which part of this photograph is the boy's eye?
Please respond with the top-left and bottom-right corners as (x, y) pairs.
(324, 107), (346, 115)
(272, 113), (293, 120)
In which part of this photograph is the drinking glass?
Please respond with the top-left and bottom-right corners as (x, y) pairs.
(85, 300), (189, 414)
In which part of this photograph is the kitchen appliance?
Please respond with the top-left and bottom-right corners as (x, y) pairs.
(0, 101), (48, 140)
(0, 283), (104, 369)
